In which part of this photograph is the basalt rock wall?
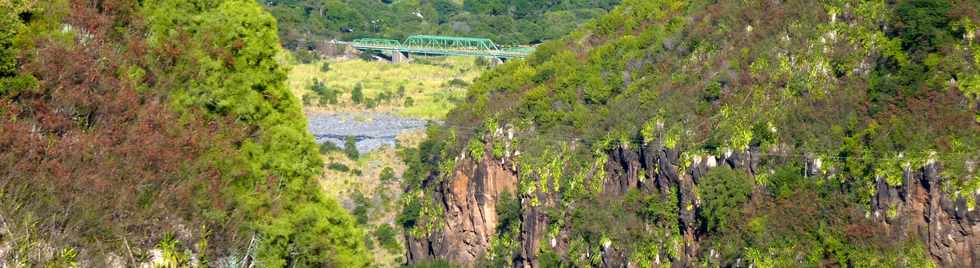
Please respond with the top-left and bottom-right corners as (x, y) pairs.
(406, 154), (519, 264)
(407, 144), (978, 267)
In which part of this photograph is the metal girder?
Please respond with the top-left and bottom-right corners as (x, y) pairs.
(352, 38), (401, 48)
(403, 35), (499, 51)
(348, 35), (533, 59)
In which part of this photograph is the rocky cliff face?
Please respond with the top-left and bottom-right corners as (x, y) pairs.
(406, 152), (519, 264)
(870, 164), (979, 267)
(406, 143), (978, 267)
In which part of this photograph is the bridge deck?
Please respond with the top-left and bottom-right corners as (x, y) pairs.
(336, 35), (533, 59)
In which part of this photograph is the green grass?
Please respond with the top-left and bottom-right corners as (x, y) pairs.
(289, 57), (485, 120)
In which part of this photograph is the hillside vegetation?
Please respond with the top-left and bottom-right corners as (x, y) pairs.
(401, 0), (979, 266)
(0, 0), (366, 266)
(264, 0), (621, 51)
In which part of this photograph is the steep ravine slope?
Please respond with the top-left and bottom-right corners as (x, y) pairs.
(400, 0), (979, 267)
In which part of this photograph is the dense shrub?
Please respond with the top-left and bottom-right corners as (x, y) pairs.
(328, 162), (351, 172)
(374, 224), (402, 253)
(379, 167), (397, 183)
(320, 141), (342, 153)
(699, 167), (753, 233)
(352, 82), (364, 104)
(397, 198), (421, 229)
(345, 136), (360, 160)
(311, 80), (338, 105)
(766, 164), (807, 199)
(448, 78), (470, 87)
(495, 191), (522, 234)
(352, 191), (371, 225)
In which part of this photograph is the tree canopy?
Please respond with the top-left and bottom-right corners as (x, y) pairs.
(0, 0), (368, 265)
(264, 0), (621, 50)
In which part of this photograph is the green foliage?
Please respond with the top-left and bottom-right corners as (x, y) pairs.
(699, 167), (753, 233)
(403, 259), (459, 268)
(302, 93), (316, 106)
(396, 126), (454, 238)
(495, 191), (522, 235)
(0, 1), (37, 97)
(352, 82), (364, 104)
(345, 136), (360, 160)
(448, 78), (470, 88)
(0, 4), (21, 77)
(379, 166), (397, 184)
(156, 233), (191, 267)
(310, 80), (339, 105)
(766, 164), (806, 199)
(263, 0), (621, 51)
(373, 224), (402, 253)
(256, 201), (369, 267)
(320, 141), (342, 154)
(399, 0), (979, 266)
(143, 0), (370, 265)
(1, 0), (372, 265)
(894, 0), (953, 55)
(328, 162), (351, 172)
(737, 187), (939, 267)
(352, 191), (371, 225)
(397, 197), (421, 229)
(492, 141), (507, 159)
(482, 190), (524, 267)
(875, 153), (909, 187)
(625, 188), (682, 267)
(467, 138), (485, 161)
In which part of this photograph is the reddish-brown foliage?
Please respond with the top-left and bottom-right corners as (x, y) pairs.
(0, 0), (249, 261)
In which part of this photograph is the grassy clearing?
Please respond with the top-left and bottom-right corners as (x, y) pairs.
(289, 57), (485, 120)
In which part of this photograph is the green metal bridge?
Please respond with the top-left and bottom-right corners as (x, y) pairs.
(334, 35), (534, 59)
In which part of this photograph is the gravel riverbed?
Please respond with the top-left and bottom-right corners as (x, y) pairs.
(307, 112), (429, 153)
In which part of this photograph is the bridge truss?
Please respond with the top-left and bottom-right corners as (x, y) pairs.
(341, 35), (533, 59)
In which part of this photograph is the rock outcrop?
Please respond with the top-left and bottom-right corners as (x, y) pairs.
(406, 153), (518, 264)
(871, 164), (979, 267)
(406, 143), (978, 267)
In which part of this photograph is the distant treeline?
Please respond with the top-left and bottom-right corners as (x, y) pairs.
(263, 0), (621, 50)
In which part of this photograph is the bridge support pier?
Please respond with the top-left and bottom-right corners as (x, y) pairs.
(392, 51), (410, 63)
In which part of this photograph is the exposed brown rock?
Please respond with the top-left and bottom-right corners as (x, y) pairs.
(871, 165), (979, 267)
(406, 152), (518, 265)
(407, 144), (977, 267)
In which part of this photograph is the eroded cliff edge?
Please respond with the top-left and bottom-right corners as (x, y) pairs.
(405, 150), (519, 264)
(406, 142), (978, 267)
